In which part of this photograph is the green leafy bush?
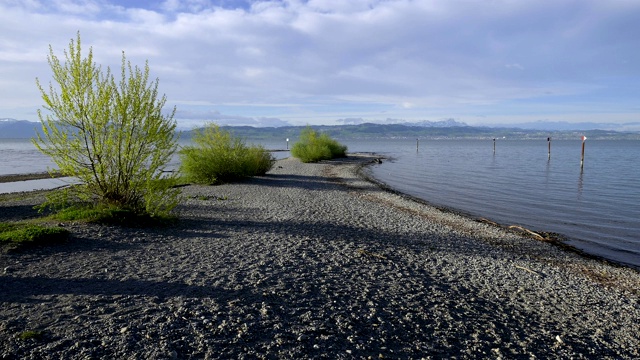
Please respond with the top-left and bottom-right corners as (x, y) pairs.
(33, 32), (180, 217)
(179, 123), (275, 184)
(291, 127), (347, 163)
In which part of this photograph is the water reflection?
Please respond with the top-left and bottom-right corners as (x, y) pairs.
(370, 139), (640, 269)
(577, 168), (584, 200)
(544, 158), (551, 189)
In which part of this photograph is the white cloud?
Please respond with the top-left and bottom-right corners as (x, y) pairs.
(55, 0), (102, 15)
(174, 108), (290, 128)
(1, 0), (640, 127)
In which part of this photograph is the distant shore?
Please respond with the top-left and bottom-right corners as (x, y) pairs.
(0, 171), (64, 184)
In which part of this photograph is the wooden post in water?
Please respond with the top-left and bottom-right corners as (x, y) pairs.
(416, 138), (419, 152)
(547, 137), (551, 160)
(286, 138), (289, 150)
(580, 135), (587, 169)
(493, 138), (496, 154)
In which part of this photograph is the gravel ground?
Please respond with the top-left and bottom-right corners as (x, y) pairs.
(1, 155), (639, 359)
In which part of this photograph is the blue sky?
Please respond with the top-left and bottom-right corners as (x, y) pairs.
(1, 0), (639, 129)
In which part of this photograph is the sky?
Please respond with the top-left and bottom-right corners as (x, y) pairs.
(1, 0), (639, 129)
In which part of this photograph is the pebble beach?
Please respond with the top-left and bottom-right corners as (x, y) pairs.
(1, 154), (639, 359)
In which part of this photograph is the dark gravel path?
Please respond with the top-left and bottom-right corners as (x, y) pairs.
(1, 155), (639, 359)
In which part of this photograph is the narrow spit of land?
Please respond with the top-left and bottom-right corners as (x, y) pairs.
(0, 172), (64, 184)
(1, 155), (639, 359)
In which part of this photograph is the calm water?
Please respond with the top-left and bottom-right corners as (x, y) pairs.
(347, 139), (640, 269)
(2, 138), (639, 269)
(0, 138), (290, 192)
(0, 139), (56, 176)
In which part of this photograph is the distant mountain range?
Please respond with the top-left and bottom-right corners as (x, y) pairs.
(336, 118), (468, 128)
(2, 118), (639, 140)
(0, 118), (44, 138)
(212, 122), (640, 140)
(491, 120), (640, 132)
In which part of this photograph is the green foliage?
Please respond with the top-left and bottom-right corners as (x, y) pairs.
(291, 126), (347, 163)
(33, 32), (180, 217)
(33, 186), (176, 226)
(19, 330), (45, 341)
(49, 206), (104, 222)
(47, 203), (177, 227)
(0, 223), (14, 233)
(34, 186), (86, 215)
(0, 222), (69, 248)
(179, 123), (275, 184)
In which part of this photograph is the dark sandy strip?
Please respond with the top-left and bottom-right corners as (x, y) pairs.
(0, 172), (63, 184)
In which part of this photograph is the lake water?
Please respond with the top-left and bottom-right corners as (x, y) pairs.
(1, 137), (639, 269)
(347, 139), (640, 270)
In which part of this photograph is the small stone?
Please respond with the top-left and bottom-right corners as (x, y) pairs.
(120, 327), (128, 334)
(555, 335), (564, 344)
(3, 267), (14, 273)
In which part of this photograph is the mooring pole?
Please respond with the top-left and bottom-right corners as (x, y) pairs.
(416, 138), (419, 152)
(547, 137), (551, 160)
(580, 135), (587, 169)
(493, 138), (496, 154)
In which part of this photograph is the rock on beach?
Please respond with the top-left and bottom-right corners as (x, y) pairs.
(1, 154), (639, 359)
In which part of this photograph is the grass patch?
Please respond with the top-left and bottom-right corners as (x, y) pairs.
(18, 330), (45, 341)
(33, 187), (177, 227)
(291, 126), (347, 163)
(0, 190), (48, 204)
(48, 205), (177, 227)
(0, 222), (69, 250)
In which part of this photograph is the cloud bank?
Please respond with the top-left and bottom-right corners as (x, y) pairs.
(1, 0), (639, 127)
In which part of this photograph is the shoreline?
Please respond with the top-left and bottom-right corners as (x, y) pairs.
(0, 171), (64, 184)
(2, 155), (640, 357)
(1, 155), (637, 271)
(357, 157), (639, 272)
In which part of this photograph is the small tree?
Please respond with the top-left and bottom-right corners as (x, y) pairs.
(179, 123), (275, 184)
(33, 33), (179, 216)
(291, 126), (347, 163)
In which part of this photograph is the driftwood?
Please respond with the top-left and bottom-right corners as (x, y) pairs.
(508, 225), (545, 240)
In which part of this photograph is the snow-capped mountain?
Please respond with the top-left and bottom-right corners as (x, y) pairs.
(0, 118), (42, 138)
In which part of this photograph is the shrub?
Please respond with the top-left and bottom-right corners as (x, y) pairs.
(179, 123), (275, 184)
(291, 126), (347, 163)
(33, 32), (180, 217)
